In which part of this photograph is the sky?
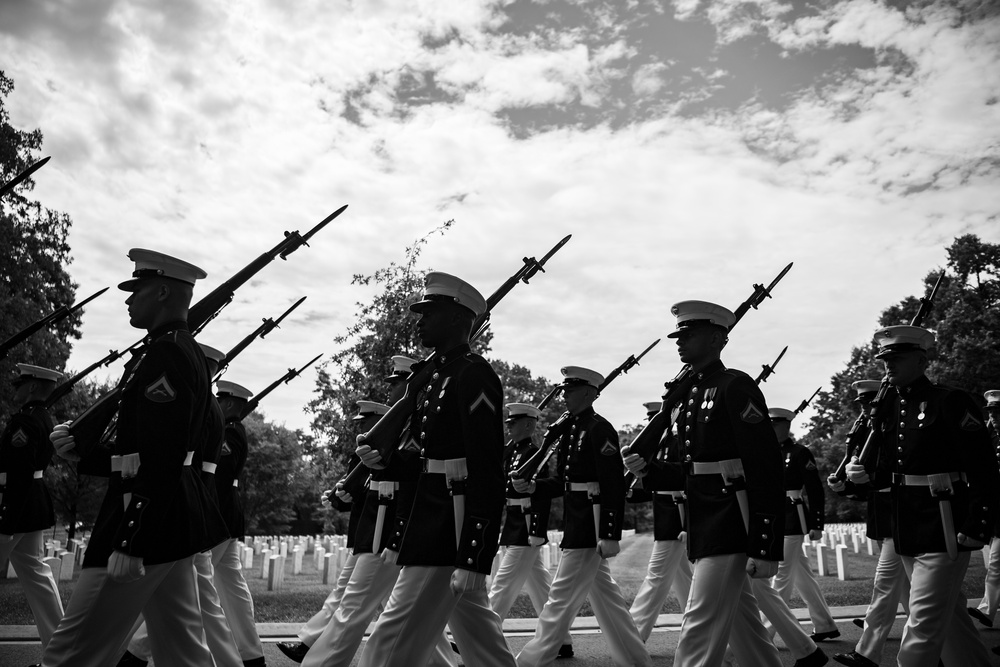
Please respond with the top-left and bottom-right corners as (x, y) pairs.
(2, 0), (998, 439)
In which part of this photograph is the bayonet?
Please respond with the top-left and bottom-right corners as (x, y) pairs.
(755, 346), (787, 385)
(1, 286), (109, 360)
(732, 262), (793, 327)
(0, 156), (50, 199)
(240, 353), (322, 420)
(214, 296), (306, 381)
(794, 386), (822, 415)
(598, 338), (660, 393)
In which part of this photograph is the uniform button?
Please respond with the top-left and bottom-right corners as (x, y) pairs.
(420, 449), (425, 455)
(395, 531), (401, 536)
(760, 550), (766, 556)
(432, 372), (440, 380)
(471, 540), (477, 546)
(692, 386), (699, 393)
(897, 460), (903, 465)
(420, 432), (426, 440)
(899, 421), (905, 428)
(121, 541), (128, 547)
(898, 434), (904, 440)
(128, 521), (135, 527)
(688, 399), (695, 406)
(761, 534), (767, 539)
(900, 399), (907, 406)
(900, 410), (906, 416)
(467, 558), (474, 565)
(476, 523), (482, 529)
(764, 519), (770, 524)
(422, 416), (427, 423)
(897, 447), (903, 452)
(136, 502), (142, 508)
(686, 411), (692, 418)
(685, 440), (691, 446)
(423, 401), (429, 407)
(722, 488), (728, 494)
(684, 455), (692, 462)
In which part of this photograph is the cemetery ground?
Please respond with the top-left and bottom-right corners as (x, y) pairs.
(0, 524), (991, 623)
(2, 524), (998, 666)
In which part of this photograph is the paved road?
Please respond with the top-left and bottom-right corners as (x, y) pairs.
(5, 608), (1000, 666)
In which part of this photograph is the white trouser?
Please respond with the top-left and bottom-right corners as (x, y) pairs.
(42, 558), (212, 667)
(747, 579), (817, 659)
(628, 539), (692, 642)
(298, 551), (358, 646)
(977, 536), (1000, 622)
(125, 551), (242, 666)
(772, 535), (837, 633)
(899, 551), (990, 667)
(0, 530), (64, 648)
(489, 545), (573, 645)
(211, 538), (265, 661)
(516, 548), (651, 667)
(302, 552), (455, 667)
(358, 565), (515, 667)
(674, 553), (781, 667)
(856, 538), (909, 660)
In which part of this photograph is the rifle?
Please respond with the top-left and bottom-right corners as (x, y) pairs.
(857, 270), (946, 468)
(623, 263), (794, 467)
(191, 206), (346, 334)
(471, 234), (571, 340)
(69, 209), (344, 451)
(214, 296), (306, 381)
(341, 236), (571, 490)
(1, 287), (108, 360)
(513, 339), (661, 482)
(755, 346), (787, 384)
(239, 354), (322, 420)
(43, 338), (145, 409)
(794, 386), (822, 415)
(598, 339), (660, 393)
(830, 402), (874, 483)
(0, 156), (50, 199)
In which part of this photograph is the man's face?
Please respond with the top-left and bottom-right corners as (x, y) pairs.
(125, 280), (164, 330)
(563, 384), (595, 415)
(880, 350), (925, 388)
(771, 419), (791, 443)
(357, 413), (380, 433)
(674, 326), (716, 366)
(506, 416), (536, 441)
(414, 302), (454, 349)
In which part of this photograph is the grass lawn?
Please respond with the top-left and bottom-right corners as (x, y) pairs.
(0, 527), (989, 625)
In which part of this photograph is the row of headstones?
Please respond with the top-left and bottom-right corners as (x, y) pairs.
(245, 534), (351, 592)
(3, 537), (88, 583)
(800, 523), (872, 582)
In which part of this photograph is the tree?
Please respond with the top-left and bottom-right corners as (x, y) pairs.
(0, 70), (81, 417)
(801, 235), (1000, 521)
(240, 412), (313, 535)
(307, 223), (565, 533)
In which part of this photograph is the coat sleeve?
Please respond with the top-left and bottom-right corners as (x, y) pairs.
(726, 374), (784, 560)
(802, 447), (826, 531)
(951, 391), (1000, 542)
(113, 341), (202, 559)
(592, 418), (625, 540)
(454, 363), (506, 572)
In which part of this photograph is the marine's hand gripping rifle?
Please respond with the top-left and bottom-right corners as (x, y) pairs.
(67, 208), (345, 454)
(511, 338), (661, 483)
(621, 262), (794, 471)
(340, 236), (572, 490)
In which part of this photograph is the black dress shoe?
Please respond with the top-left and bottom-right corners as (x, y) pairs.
(794, 647), (828, 667)
(557, 644), (574, 659)
(832, 651), (877, 667)
(968, 607), (993, 627)
(276, 641), (309, 663)
(243, 658), (266, 667)
(810, 629), (841, 642)
(116, 651), (148, 667)
(852, 618), (864, 629)
(451, 641), (461, 654)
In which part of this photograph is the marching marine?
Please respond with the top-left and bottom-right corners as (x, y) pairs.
(513, 366), (651, 667)
(970, 389), (1000, 632)
(846, 325), (998, 667)
(43, 249), (218, 667)
(769, 406), (839, 642)
(624, 300), (785, 667)
(0, 364), (65, 649)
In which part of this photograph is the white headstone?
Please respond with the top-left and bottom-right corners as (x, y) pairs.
(835, 544), (848, 581)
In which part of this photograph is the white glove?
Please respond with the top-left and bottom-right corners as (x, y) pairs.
(107, 550), (145, 582)
(826, 475), (846, 493)
(845, 457), (870, 485)
(449, 569), (486, 597)
(379, 548), (399, 566)
(597, 539), (620, 559)
(677, 531), (687, 544)
(528, 535), (545, 547)
(959, 533), (986, 549)
(355, 440), (384, 469)
(511, 477), (535, 494)
(334, 482), (352, 504)
(746, 557), (779, 579)
(623, 452), (647, 476)
(50, 422), (80, 461)
(320, 489), (333, 507)
(808, 529), (823, 542)
(0, 534), (13, 543)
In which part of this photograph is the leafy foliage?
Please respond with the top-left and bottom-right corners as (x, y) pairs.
(0, 71), (81, 417)
(802, 235), (1000, 521)
(241, 412), (314, 534)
